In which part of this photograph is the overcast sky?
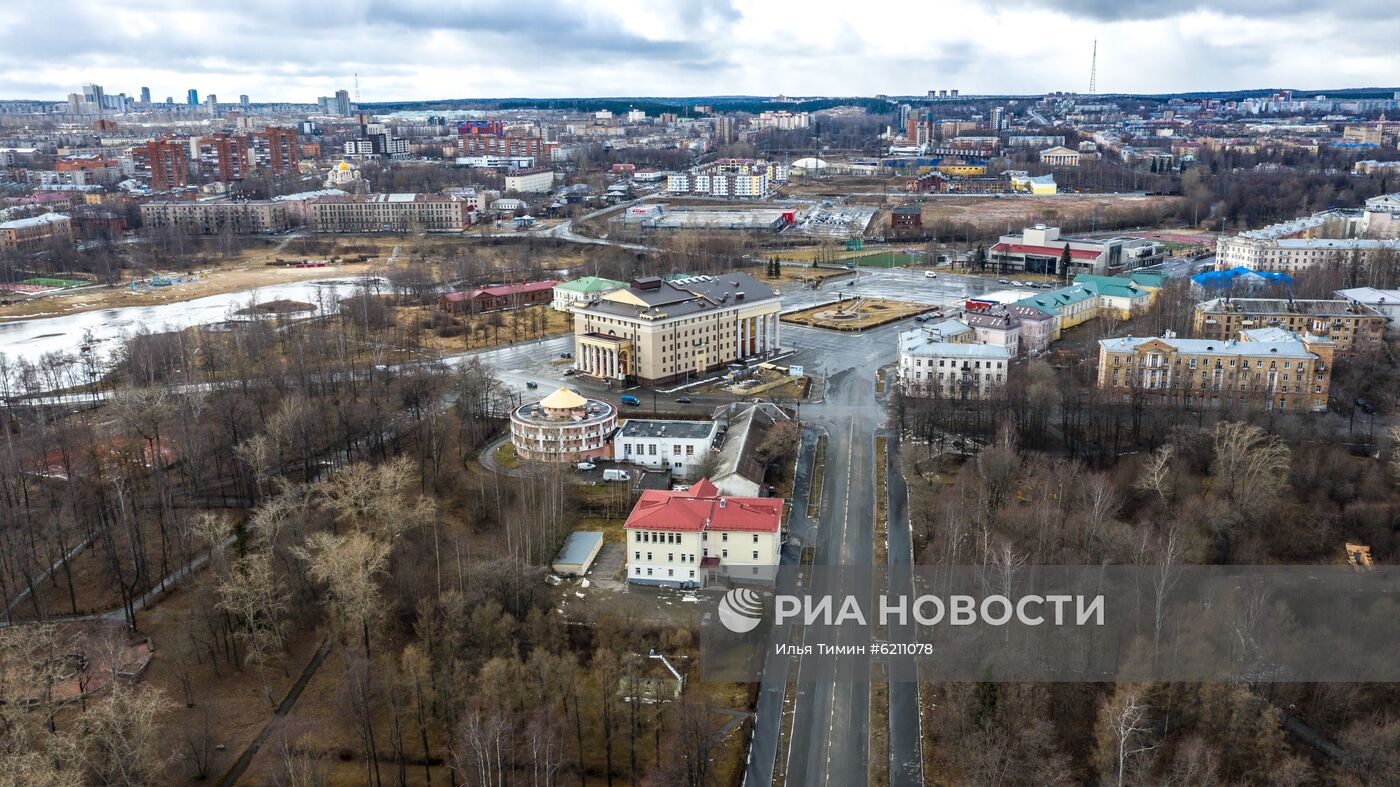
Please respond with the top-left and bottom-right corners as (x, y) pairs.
(4, 1), (1398, 103)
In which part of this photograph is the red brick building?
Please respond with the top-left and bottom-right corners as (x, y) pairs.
(250, 127), (300, 175)
(195, 133), (252, 182)
(132, 139), (189, 190)
(891, 205), (923, 229)
(438, 280), (559, 313)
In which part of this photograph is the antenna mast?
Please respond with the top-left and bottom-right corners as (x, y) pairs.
(1089, 40), (1097, 95)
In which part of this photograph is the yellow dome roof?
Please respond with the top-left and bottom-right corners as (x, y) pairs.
(337, 162), (351, 170)
(540, 387), (587, 410)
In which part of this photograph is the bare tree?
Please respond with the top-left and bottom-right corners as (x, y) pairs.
(1211, 421), (1290, 513)
(60, 681), (171, 787)
(215, 549), (290, 706)
(1134, 444), (1175, 504)
(1095, 685), (1158, 787)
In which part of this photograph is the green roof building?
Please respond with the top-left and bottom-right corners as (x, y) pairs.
(552, 276), (627, 311)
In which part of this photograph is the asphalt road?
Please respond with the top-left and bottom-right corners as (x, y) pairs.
(766, 323), (906, 787)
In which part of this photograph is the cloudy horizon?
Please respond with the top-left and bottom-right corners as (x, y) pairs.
(4, 0), (1398, 103)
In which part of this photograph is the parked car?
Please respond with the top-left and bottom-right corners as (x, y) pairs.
(562, 368), (576, 376)
(915, 314), (931, 323)
(560, 352), (573, 359)
(924, 271), (938, 279)
(525, 381), (539, 389)
(675, 396), (693, 403)
(998, 278), (1010, 284)
(1011, 280), (1025, 287)
(576, 462), (596, 471)
(620, 395), (641, 406)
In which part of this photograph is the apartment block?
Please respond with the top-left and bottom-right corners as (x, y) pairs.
(503, 167), (554, 194)
(250, 127), (300, 175)
(194, 133), (251, 182)
(131, 139), (190, 190)
(307, 193), (472, 233)
(139, 200), (289, 234)
(897, 329), (1012, 399)
(1193, 298), (1386, 353)
(0, 213), (72, 252)
(1097, 331), (1334, 412)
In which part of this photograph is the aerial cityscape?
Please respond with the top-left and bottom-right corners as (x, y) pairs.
(2, 3), (1400, 786)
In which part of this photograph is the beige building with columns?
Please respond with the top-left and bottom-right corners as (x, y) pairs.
(572, 274), (782, 386)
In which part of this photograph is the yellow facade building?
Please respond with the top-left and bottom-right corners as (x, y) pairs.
(572, 274), (782, 386)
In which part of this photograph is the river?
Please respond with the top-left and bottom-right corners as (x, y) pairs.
(0, 276), (378, 369)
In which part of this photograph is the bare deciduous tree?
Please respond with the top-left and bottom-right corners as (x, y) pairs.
(1134, 444), (1175, 504)
(61, 681), (171, 787)
(1095, 685), (1158, 787)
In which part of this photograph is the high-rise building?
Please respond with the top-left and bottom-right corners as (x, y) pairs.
(139, 86), (151, 105)
(194, 132), (250, 182)
(990, 106), (1005, 132)
(205, 94), (218, 116)
(132, 138), (190, 191)
(334, 89), (352, 117)
(239, 94), (250, 108)
(82, 84), (105, 114)
(187, 88), (199, 106)
(712, 115), (736, 145)
(250, 127), (300, 175)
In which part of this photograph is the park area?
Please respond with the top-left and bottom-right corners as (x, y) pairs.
(781, 296), (931, 330)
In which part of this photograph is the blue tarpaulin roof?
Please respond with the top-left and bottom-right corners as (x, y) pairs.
(1191, 266), (1295, 290)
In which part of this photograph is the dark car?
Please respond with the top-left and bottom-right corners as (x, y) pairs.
(560, 352), (573, 359)
(525, 381), (539, 389)
(675, 396), (693, 404)
(620, 395), (641, 406)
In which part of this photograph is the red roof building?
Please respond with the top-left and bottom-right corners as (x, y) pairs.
(438, 280), (558, 313)
(623, 479), (783, 588)
(990, 243), (1102, 260)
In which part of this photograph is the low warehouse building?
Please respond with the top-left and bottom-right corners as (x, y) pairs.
(552, 531), (605, 576)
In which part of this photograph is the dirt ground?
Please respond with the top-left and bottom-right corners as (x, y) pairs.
(908, 194), (1183, 234)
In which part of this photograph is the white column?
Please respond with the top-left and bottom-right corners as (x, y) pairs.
(609, 349), (617, 379)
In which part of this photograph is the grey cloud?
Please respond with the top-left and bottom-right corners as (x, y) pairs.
(1012, 0), (1398, 22)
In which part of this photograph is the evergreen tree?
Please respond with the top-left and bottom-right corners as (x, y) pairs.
(1059, 244), (1073, 282)
(974, 243), (987, 272)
